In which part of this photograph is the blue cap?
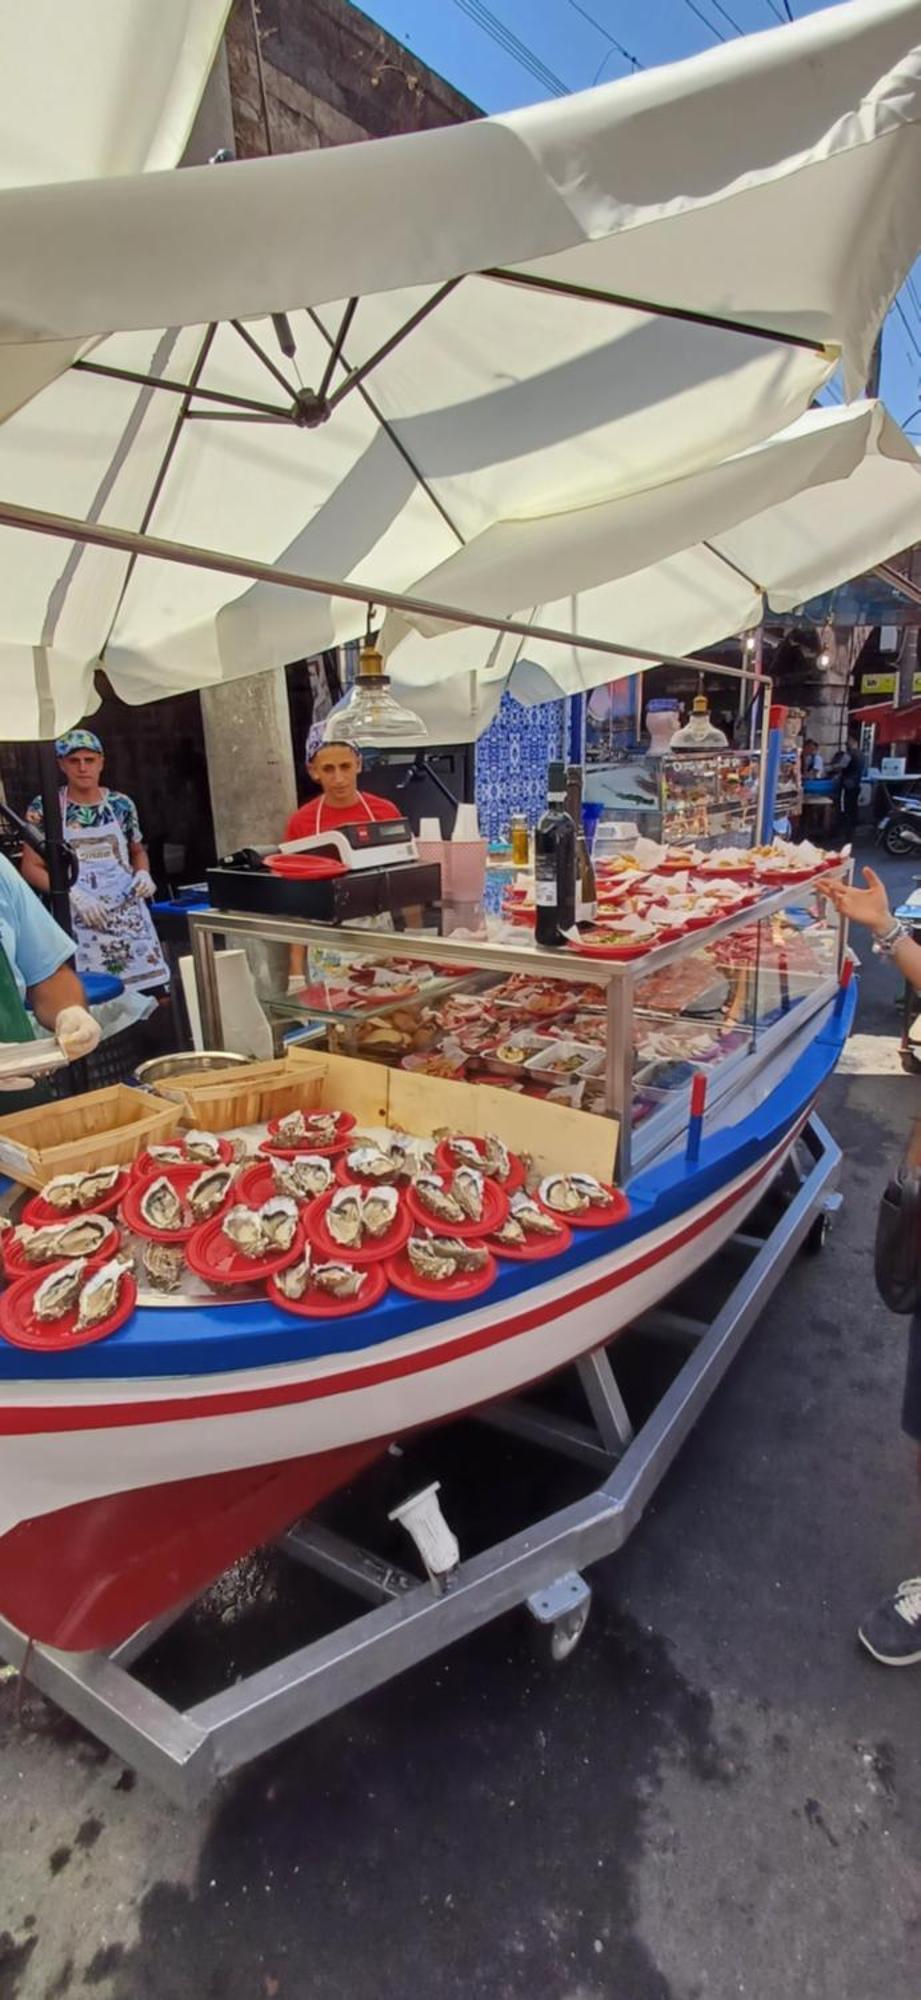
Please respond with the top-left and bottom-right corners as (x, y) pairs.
(56, 728), (103, 756)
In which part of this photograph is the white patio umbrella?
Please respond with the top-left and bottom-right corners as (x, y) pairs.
(0, 0), (920, 737)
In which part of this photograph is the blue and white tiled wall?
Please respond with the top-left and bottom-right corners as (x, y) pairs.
(474, 692), (568, 840)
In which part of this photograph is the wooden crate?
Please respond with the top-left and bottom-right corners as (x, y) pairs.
(0, 1084), (182, 1191)
(154, 1055), (329, 1132)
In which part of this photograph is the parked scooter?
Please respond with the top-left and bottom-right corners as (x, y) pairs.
(876, 787), (921, 856)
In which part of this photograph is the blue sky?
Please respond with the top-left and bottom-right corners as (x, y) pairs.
(359, 0), (921, 435)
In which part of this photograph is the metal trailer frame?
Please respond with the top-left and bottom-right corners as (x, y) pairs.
(0, 1115), (840, 1806)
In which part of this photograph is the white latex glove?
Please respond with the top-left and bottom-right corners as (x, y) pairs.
(54, 1005), (101, 1061)
(71, 887), (107, 929)
(131, 869), (157, 900)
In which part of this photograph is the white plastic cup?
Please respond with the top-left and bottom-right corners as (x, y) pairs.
(418, 817), (442, 842)
(452, 802), (481, 842)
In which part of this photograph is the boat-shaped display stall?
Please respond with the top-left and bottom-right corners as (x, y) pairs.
(0, 858), (853, 1652)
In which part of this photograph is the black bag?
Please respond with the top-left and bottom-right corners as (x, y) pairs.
(875, 1164), (921, 1314)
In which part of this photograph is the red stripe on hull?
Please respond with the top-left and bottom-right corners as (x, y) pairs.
(0, 1440), (385, 1651)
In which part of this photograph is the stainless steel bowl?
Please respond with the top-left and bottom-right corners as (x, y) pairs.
(134, 1050), (253, 1088)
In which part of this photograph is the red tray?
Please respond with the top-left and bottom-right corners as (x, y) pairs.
(120, 1163), (236, 1244)
(21, 1171), (132, 1225)
(265, 854), (348, 879)
(0, 1268), (137, 1351)
(133, 1138), (235, 1178)
(185, 1211), (307, 1286)
(757, 866), (820, 886)
(261, 1111), (356, 1159)
(386, 1245), (498, 1303)
(433, 1139), (526, 1193)
(306, 1189), (412, 1265)
(536, 1184), (630, 1230)
(484, 1216), (572, 1262)
(405, 1176), (508, 1241)
(566, 937), (654, 961)
(267, 1260), (389, 1319)
(694, 863), (753, 882)
(334, 1154), (403, 1190)
(237, 1158), (334, 1207)
(3, 1219), (121, 1280)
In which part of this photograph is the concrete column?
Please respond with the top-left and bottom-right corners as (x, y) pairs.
(200, 673), (298, 1006)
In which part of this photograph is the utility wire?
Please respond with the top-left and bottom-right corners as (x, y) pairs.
(565, 0), (644, 71)
(679, 0), (727, 44)
(706, 0), (746, 34)
(449, 0), (569, 96)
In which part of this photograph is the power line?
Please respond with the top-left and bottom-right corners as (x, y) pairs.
(679, 0), (728, 44)
(706, 0), (746, 33)
(760, 0), (790, 22)
(448, 0), (570, 96)
(565, 0), (644, 71)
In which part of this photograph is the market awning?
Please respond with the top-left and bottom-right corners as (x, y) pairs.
(851, 700), (921, 743)
(0, 0), (920, 736)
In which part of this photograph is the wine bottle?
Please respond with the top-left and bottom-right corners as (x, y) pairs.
(565, 765), (597, 926)
(534, 763), (576, 947)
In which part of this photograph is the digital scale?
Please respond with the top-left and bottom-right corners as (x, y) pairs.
(280, 817), (418, 870)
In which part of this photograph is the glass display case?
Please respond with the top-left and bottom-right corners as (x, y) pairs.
(658, 748), (762, 847)
(188, 868), (847, 1183)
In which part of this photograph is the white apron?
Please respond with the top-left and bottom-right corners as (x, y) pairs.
(64, 791), (169, 991)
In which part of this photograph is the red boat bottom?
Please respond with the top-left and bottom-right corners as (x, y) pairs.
(0, 1441), (386, 1652)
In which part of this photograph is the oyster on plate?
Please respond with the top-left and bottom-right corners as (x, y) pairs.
(187, 1165), (235, 1221)
(444, 1137), (483, 1171)
(481, 1133), (511, 1183)
(425, 1235), (488, 1273)
(183, 1129), (222, 1163)
(406, 1236), (459, 1282)
(139, 1175), (186, 1232)
(326, 1188), (363, 1249)
(390, 1135), (435, 1178)
(303, 1111), (341, 1144)
(539, 1174), (592, 1216)
(141, 1240), (185, 1294)
(273, 1248), (312, 1301)
(313, 1261), (367, 1300)
(33, 1256), (87, 1320)
(76, 1165), (121, 1207)
(41, 1173), (84, 1212)
(19, 1214), (113, 1264)
(271, 1155), (333, 1201)
(221, 1206), (267, 1259)
(147, 1144), (186, 1165)
(509, 1192), (561, 1237)
(76, 1256), (133, 1331)
(345, 1145), (397, 1182)
(260, 1195), (299, 1250)
(453, 1166), (485, 1222)
(494, 1214), (527, 1247)
(275, 1109), (309, 1144)
(412, 1173), (464, 1225)
(361, 1186), (399, 1240)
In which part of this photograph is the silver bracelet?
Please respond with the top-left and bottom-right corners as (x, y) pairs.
(873, 920), (908, 958)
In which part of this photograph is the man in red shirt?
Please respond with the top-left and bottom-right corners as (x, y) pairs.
(284, 732), (401, 844)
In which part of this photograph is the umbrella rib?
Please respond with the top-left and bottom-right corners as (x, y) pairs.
(316, 299), (359, 406)
(229, 318), (299, 400)
(0, 495), (765, 686)
(321, 279), (463, 415)
(307, 306), (467, 548)
(701, 539), (763, 591)
(71, 357), (291, 419)
(482, 268), (832, 356)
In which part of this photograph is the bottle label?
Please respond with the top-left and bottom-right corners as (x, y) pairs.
(534, 875), (557, 908)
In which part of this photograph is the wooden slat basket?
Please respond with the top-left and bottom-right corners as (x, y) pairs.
(0, 1084), (183, 1191)
(151, 1054), (329, 1132)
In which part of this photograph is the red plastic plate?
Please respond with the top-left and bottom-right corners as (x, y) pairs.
(267, 1260), (389, 1319)
(695, 863), (753, 881)
(484, 1217), (572, 1262)
(133, 1138), (234, 1178)
(22, 1171), (132, 1225)
(536, 1185), (630, 1230)
(305, 1190), (412, 1266)
(565, 938), (653, 961)
(433, 1139), (526, 1193)
(0, 1268), (137, 1351)
(3, 1218), (121, 1280)
(757, 866), (820, 886)
(386, 1245), (498, 1303)
(185, 1211), (307, 1285)
(264, 853), (348, 879)
(405, 1176), (508, 1241)
(237, 1158), (334, 1208)
(261, 1111), (356, 1159)
(120, 1163), (236, 1244)
(334, 1154), (403, 1190)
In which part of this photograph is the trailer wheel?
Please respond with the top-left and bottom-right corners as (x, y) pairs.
(549, 1600), (591, 1662)
(805, 1211), (829, 1255)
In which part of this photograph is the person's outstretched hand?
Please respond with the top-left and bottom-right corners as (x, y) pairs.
(821, 865), (892, 935)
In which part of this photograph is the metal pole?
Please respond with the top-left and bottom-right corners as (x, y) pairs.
(37, 741), (72, 935)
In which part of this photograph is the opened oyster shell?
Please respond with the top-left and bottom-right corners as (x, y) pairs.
(313, 1261), (367, 1300)
(139, 1176), (186, 1233)
(302, 1111), (341, 1144)
(187, 1165), (235, 1221)
(274, 1248), (312, 1301)
(509, 1192), (561, 1237)
(148, 1144), (186, 1165)
(407, 1236), (459, 1282)
(221, 1206), (267, 1258)
(344, 1145), (397, 1182)
(539, 1174), (591, 1215)
(494, 1215), (527, 1247)
(271, 1155), (333, 1201)
(41, 1173), (84, 1212)
(183, 1129), (222, 1163)
(361, 1186), (399, 1240)
(141, 1240), (185, 1294)
(33, 1256), (87, 1320)
(413, 1173), (464, 1225)
(444, 1137), (483, 1171)
(76, 1165), (121, 1207)
(424, 1235), (488, 1273)
(481, 1133), (512, 1183)
(275, 1109), (309, 1144)
(19, 1214), (114, 1265)
(326, 1188), (363, 1248)
(76, 1256), (133, 1331)
(453, 1166), (485, 1222)
(260, 1195), (299, 1250)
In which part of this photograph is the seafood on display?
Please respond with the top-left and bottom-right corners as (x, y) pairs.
(481, 1134), (512, 1183)
(361, 1186), (399, 1240)
(42, 1166), (121, 1212)
(222, 1207), (268, 1259)
(183, 1131), (222, 1163)
(187, 1166), (235, 1221)
(271, 1155), (334, 1201)
(326, 1188), (363, 1249)
(494, 1214), (526, 1246)
(453, 1167), (485, 1222)
(141, 1241), (185, 1294)
(539, 1173), (610, 1216)
(343, 1145), (398, 1182)
(75, 1257), (133, 1332)
(275, 1110), (340, 1147)
(406, 1232), (488, 1282)
(440, 1136), (483, 1171)
(260, 1196), (299, 1251)
(139, 1177), (185, 1233)
(275, 1110), (311, 1144)
(147, 1144), (187, 1166)
(274, 1249), (313, 1301)
(32, 1257), (88, 1320)
(313, 1262), (367, 1300)
(412, 1173), (465, 1225)
(508, 1192), (561, 1237)
(17, 1214), (114, 1266)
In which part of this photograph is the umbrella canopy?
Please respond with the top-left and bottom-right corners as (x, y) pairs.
(0, 0), (920, 737)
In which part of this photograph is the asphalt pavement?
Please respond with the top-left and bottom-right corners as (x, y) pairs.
(2, 842), (920, 2000)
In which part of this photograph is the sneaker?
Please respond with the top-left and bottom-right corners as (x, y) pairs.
(858, 1577), (921, 1665)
